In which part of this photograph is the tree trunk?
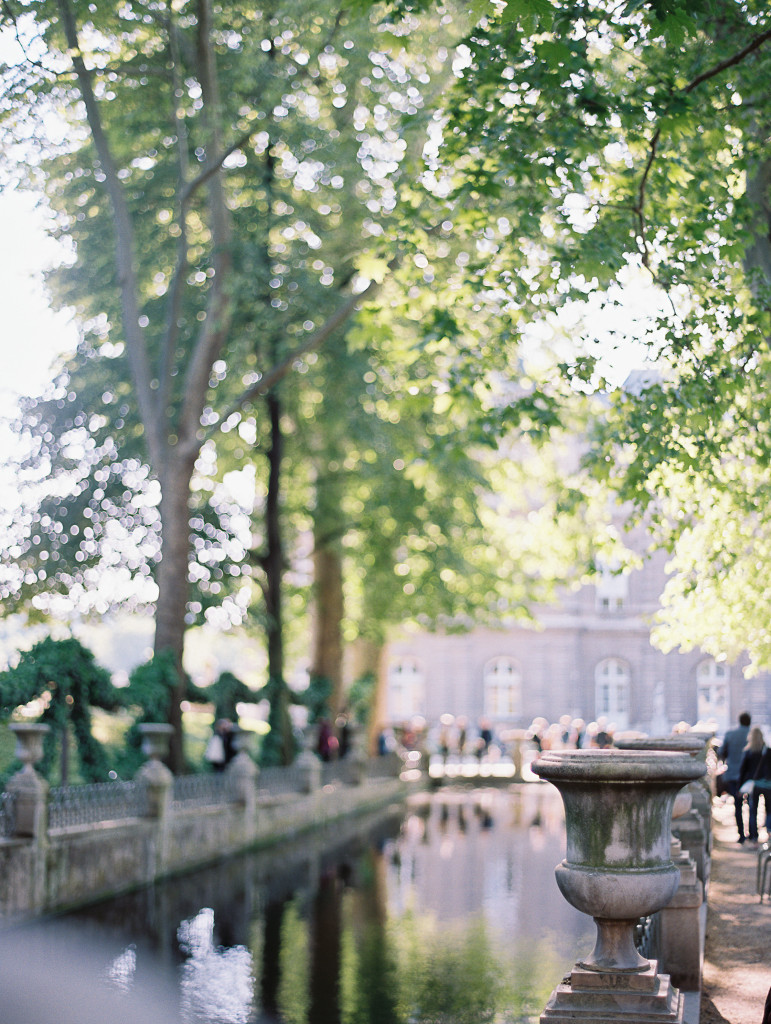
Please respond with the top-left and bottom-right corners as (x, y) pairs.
(264, 393), (284, 686)
(154, 452), (197, 773)
(310, 545), (344, 712)
(259, 390), (294, 766)
(310, 469), (345, 714)
(350, 638), (386, 756)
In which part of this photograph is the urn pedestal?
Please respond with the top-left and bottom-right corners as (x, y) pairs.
(533, 749), (706, 1023)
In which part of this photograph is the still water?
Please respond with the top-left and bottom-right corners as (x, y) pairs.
(10, 785), (594, 1024)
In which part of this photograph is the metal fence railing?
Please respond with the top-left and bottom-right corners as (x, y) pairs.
(48, 780), (148, 830)
(259, 764), (307, 797)
(172, 772), (238, 809)
(33, 751), (402, 832)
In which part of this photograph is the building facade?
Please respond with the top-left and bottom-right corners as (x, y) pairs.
(382, 545), (771, 743)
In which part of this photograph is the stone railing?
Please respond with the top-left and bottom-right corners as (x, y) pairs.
(0, 722), (410, 920)
(0, 792), (16, 839)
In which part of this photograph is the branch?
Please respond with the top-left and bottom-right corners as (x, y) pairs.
(685, 27), (771, 94)
(206, 265), (396, 438)
(157, 9), (191, 424)
(56, 0), (164, 465)
(177, 0), (234, 457)
(635, 22), (771, 271)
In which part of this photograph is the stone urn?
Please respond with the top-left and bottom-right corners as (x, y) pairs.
(138, 723), (174, 762)
(8, 722), (50, 771)
(6, 723), (51, 838)
(532, 749), (706, 975)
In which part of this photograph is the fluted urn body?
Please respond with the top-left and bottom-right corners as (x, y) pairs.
(533, 749), (706, 973)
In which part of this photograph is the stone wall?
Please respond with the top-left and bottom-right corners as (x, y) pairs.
(0, 761), (409, 919)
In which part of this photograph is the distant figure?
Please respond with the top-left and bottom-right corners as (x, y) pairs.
(205, 718), (234, 772)
(594, 718), (613, 749)
(457, 717), (468, 755)
(478, 718), (493, 759)
(317, 718), (338, 762)
(719, 711), (752, 844)
(336, 713), (351, 758)
(738, 726), (769, 847)
(377, 726), (395, 756)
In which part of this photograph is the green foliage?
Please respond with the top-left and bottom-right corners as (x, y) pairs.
(258, 676), (297, 768)
(116, 650), (181, 776)
(0, 636), (121, 782)
(347, 673), (377, 730)
(304, 674), (333, 726)
(122, 650), (180, 724)
(199, 671), (255, 721)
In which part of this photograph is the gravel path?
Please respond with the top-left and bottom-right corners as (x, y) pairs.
(700, 799), (771, 1024)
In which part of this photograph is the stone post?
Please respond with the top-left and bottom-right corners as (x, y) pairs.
(349, 723), (368, 786)
(533, 748), (706, 1023)
(508, 728), (528, 782)
(6, 723), (50, 914)
(136, 724), (174, 875)
(657, 791), (703, 992)
(6, 723), (50, 839)
(297, 728), (322, 794)
(226, 728), (258, 836)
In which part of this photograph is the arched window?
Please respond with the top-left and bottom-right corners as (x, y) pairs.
(386, 657), (425, 721)
(484, 657), (522, 719)
(595, 658), (630, 730)
(696, 658), (729, 734)
(594, 560), (629, 613)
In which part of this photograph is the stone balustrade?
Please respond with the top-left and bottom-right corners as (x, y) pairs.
(0, 723), (408, 920)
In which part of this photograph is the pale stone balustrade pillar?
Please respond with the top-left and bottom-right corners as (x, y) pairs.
(136, 724), (174, 817)
(297, 728), (322, 794)
(226, 728), (258, 831)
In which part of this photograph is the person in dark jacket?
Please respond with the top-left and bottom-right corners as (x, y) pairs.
(738, 726), (770, 847)
(719, 711), (752, 843)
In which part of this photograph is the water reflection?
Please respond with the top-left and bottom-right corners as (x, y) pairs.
(31, 785), (592, 1024)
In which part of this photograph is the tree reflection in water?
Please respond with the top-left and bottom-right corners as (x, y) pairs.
(41, 785), (591, 1024)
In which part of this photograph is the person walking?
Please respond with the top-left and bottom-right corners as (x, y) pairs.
(738, 726), (767, 847)
(718, 711), (752, 844)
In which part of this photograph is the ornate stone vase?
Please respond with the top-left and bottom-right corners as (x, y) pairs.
(138, 723), (174, 762)
(532, 749), (706, 974)
(9, 722), (50, 771)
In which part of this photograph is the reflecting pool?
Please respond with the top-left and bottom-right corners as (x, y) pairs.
(6, 784), (594, 1024)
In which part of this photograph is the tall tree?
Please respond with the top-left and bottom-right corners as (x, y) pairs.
(0, 0), (458, 768)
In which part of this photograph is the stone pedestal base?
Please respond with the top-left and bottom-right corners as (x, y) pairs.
(541, 961), (683, 1023)
(672, 812), (708, 885)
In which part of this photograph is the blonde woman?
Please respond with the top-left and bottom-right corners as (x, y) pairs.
(738, 726), (767, 847)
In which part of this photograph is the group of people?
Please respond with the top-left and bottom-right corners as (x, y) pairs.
(528, 715), (614, 751)
(717, 710), (771, 847)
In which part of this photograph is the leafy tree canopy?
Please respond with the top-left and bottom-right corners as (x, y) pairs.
(423, 0), (771, 668)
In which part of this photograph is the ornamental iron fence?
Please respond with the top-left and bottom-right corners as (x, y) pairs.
(48, 780), (148, 830)
(172, 772), (239, 809)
